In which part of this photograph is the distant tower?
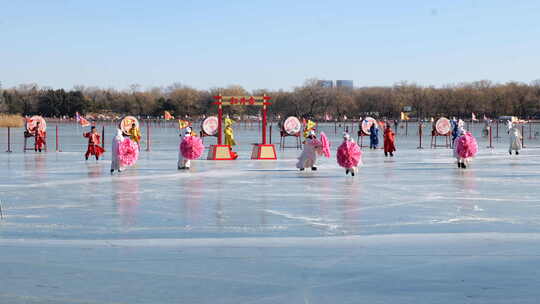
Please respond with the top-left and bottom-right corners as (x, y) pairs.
(317, 80), (334, 88)
(336, 80), (353, 89)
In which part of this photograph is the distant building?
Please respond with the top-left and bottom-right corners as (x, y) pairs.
(336, 80), (353, 89)
(317, 80), (333, 88)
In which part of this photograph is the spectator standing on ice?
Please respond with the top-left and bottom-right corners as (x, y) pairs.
(508, 121), (523, 155)
(369, 123), (379, 149)
(383, 124), (396, 157)
(296, 130), (322, 171)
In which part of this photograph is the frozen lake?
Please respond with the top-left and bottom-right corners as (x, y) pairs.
(1, 122), (540, 303)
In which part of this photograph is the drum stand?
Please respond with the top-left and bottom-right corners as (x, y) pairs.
(279, 131), (302, 149)
(24, 136), (47, 152)
(430, 132), (451, 148)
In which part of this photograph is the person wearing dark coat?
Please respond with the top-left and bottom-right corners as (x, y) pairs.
(369, 124), (379, 149)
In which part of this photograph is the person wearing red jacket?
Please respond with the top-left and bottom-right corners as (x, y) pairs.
(30, 121), (46, 152)
(83, 126), (105, 160)
(384, 125), (396, 157)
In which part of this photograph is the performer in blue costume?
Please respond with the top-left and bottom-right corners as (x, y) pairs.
(369, 123), (379, 149)
(451, 117), (459, 145)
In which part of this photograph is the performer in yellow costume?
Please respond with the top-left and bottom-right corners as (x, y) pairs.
(129, 123), (141, 147)
(303, 119), (316, 138)
(224, 116), (238, 159)
(224, 116), (236, 147)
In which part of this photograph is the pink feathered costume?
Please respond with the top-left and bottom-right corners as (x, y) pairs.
(111, 129), (139, 173)
(337, 134), (362, 175)
(453, 130), (478, 168)
(178, 128), (204, 170)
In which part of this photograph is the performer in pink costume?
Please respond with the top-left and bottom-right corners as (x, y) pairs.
(337, 132), (362, 176)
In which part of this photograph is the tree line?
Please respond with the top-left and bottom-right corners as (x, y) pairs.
(1, 79), (540, 120)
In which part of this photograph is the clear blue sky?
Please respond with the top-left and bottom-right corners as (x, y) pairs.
(1, 0), (539, 91)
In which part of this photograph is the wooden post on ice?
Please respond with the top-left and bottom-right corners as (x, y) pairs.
(55, 125), (59, 152)
(101, 126), (105, 149)
(417, 122), (423, 149)
(405, 120), (408, 136)
(521, 124), (525, 148)
(6, 127), (12, 153)
(488, 125), (494, 149)
(146, 120), (151, 152)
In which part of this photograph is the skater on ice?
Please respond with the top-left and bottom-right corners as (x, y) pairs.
(383, 124), (396, 157)
(507, 121), (523, 155)
(454, 125), (478, 169)
(178, 127), (204, 170)
(83, 126), (105, 160)
(337, 132), (362, 176)
(111, 129), (139, 174)
(369, 123), (379, 149)
(296, 130), (330, 171)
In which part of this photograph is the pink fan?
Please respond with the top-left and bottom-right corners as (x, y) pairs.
(456, 132), (478, 158)
(118, 138), (139, 167)
(180, 136), (205, 160)
(337, 141), (362, 168)
(319, 132), (331, 158)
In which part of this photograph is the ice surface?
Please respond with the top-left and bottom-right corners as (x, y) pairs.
(1, 122), (540, 303)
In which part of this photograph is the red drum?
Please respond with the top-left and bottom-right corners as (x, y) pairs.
(283, 116), (302, 135)
(119, 116), (139, 134)
(26, 116), (47, 135)
(435, 117), (451, 135)
(201, 116), (219, 136)
(361, 117), (377, 135)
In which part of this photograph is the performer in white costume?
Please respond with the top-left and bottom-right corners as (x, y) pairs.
(110, 129), (124, 174)
(178, 127), (193, 170)
(296, 130), (322, 171)
(507, 121), (523, 155)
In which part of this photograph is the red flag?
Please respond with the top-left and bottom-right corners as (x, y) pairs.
(164, 111), (173, 120)
(79, 116), (90, 127)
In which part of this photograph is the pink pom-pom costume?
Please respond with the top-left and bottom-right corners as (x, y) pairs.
(453, 128), (478, 169)
(118, 138), (139, 167)
(337, 133), (362, 176)
(178, 127), (204, 170)
(110, 129), (139, 173)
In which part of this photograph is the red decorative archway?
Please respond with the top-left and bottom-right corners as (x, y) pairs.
(207, 94), (277, 160)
